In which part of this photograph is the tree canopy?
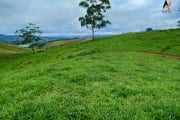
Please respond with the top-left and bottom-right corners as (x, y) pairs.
(79, 0), (111, 39)
(15, 23), (42, 53)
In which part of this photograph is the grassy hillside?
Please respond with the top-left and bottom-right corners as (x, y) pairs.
(0, 42), (30, 54)
(0, 29), (180, 120)
(44, 39), (84, 49)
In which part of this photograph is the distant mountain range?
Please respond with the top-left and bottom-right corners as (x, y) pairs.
(0, 34), (113, 45)
(0, 34), (71, 45)
(0, 34), (18, 44)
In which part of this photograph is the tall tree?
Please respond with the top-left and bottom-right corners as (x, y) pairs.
(15, 23), (42, 54)
(79, 0), (111, 40)
(178, 8), (180, 27)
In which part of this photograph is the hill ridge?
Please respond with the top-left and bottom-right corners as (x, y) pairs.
(0, 42), (30, 54)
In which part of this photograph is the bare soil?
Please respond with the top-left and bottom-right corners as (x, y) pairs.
(139, 51), (180, 60)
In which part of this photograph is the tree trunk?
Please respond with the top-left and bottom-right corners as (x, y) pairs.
(32, 42), (35, 54)
(92, 28), (95, 40)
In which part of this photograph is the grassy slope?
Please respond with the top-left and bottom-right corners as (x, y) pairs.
(44, 39), (84, 49)
(0, 42), (30, 54)
(0, 29), (180, 120)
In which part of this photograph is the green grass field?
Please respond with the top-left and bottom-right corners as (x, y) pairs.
(0, 29), (180, 120)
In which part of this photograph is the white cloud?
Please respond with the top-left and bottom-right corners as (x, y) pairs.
(0, 0), (179, 35)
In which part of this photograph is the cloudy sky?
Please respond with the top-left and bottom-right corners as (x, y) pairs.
(0, 0), (179, 36)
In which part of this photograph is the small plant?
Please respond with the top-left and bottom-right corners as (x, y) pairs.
(70, 74), (87, 84)
(162, 46), (171, 52)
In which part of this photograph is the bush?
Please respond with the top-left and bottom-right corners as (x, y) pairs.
(146, 28), (153, 32)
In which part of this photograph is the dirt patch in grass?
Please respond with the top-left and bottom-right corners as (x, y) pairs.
(45, 39), (91, 49)
(139, 51), (180, 60)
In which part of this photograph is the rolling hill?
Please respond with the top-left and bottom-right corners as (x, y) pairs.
(0, 42), (30, 54)
(0, 29), (180, 120)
